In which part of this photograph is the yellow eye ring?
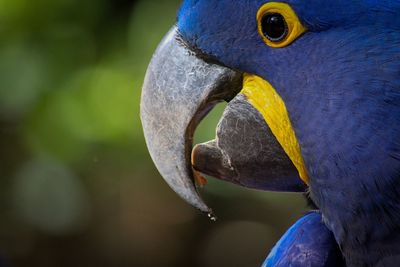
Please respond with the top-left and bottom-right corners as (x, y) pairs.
(257, 2), (306, 48)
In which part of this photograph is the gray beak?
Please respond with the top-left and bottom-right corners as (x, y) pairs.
(141, 27), (306, 215)
(140, 27), (242, 213)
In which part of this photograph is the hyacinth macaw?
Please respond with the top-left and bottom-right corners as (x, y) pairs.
(140, 1), (400, 266)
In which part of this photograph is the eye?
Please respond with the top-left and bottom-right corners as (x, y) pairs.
(257, 2), (306, 48)
(261, 13), (288, 42)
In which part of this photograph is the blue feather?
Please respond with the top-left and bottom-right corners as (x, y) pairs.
(178, 1), (400, 265)
(262, 212), (344, 267)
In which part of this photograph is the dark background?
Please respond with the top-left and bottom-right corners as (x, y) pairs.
(0, 0), (307, 266)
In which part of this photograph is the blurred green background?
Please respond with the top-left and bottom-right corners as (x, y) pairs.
(0, 0), (308, 266)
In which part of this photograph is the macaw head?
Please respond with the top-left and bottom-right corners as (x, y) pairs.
(141, 0), (400, 265)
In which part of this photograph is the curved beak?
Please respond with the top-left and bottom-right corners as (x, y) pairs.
(140, 27), (242, 213)
(141, 27), (307, 214)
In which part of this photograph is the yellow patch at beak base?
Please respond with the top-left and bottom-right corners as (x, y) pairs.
(241, 74), (309, 184)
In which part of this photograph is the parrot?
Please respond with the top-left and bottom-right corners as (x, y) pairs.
(140, 0), (400, 266)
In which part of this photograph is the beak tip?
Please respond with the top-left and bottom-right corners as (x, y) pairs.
(192, 141), (237, 181)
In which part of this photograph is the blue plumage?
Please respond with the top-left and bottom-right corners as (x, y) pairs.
(177, 1), (400, 266)
(263, 212), (344, 267)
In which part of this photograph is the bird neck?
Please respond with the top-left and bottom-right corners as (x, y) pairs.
(311, 175), (400, 266)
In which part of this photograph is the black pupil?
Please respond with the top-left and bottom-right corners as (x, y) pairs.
(261, 13), (287, 41)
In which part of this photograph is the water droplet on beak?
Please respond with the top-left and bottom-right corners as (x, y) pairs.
(208, 212), (217, 222)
